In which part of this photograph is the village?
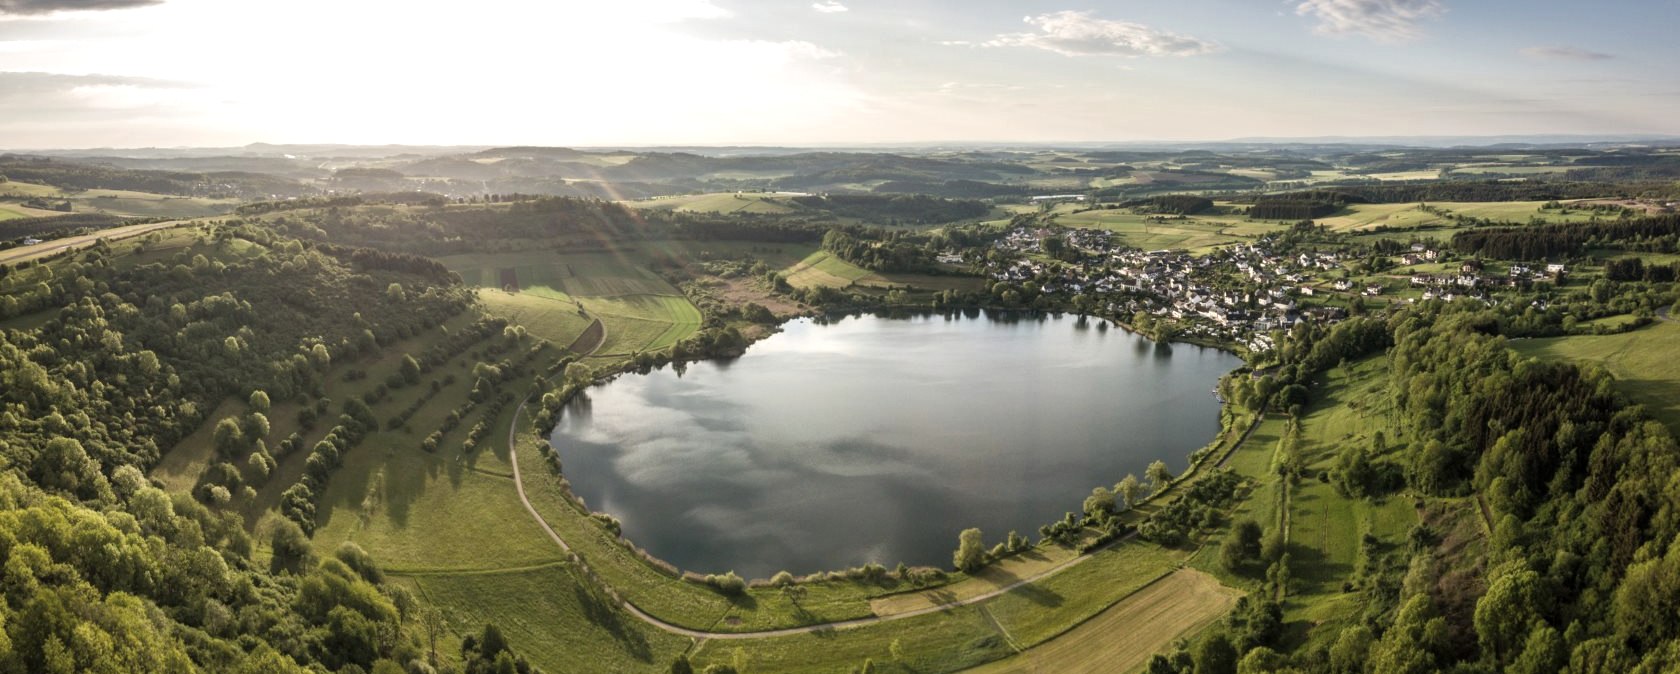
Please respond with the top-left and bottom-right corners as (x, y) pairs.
(974, 225), (1564, 353)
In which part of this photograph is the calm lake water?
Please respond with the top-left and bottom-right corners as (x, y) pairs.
(550, 311), (1240, 578)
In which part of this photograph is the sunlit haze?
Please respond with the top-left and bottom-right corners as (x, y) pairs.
(1, 0), (1677, 147)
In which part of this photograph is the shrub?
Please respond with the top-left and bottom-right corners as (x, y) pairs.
(705, 572), (746, 596)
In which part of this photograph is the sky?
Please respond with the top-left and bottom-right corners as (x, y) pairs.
(0, 0), (1677, 148)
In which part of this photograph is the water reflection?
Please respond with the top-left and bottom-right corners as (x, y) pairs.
(551, 313), (1239, 577)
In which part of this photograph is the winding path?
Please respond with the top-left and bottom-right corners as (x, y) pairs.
(503, 346), (1268, 639)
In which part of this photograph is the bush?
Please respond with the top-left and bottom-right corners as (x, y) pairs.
(705, 572), (746, 596)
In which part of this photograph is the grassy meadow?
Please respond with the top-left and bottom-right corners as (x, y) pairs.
(0, 180), (237, 218)
(1513, 319), (1680, 434)
(441, 249), (703, 357)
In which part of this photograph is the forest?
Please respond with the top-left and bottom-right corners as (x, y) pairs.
(0, 224), (555, 673)
(1144, 300), (1680, 673)
(0, 155), (309, 199)
(1451, 214), (1680, 259)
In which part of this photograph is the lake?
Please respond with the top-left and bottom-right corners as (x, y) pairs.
(550, 311), (1241, 578)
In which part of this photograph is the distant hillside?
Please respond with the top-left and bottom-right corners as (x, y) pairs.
(0, 155), (312, 198)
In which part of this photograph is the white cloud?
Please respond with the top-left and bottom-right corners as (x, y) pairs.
(1296, 0), (1443, 42)
(980, 10), (1219, 57)
(0, 0), (158, 16)
(811, 1), (847, 13)
(1521, 46), (1612, 61)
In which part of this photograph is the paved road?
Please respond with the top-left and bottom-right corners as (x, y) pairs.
(505, 369), (1270, 639)
(0, 220), (186, 265)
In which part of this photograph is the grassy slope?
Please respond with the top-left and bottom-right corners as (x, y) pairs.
(475, 289), (594, 346)
(628, 193), (801, 215)
(1052, 209), (1277, 253)
(966, 570), (1240, 674)
(0, 181), (236, 218)
(1512, 319), (1680, 434)
(407, 563), (692, 673)
(442, 250), (703, 357)
(783, 250), (873, 289)
(1280, 358), (1416, 641)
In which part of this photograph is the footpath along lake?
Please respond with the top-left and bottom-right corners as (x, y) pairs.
(551, 311), (1241, 577)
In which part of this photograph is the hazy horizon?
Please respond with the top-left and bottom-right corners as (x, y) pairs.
(2, 0), (1677, 148)
(9, 132), (1680, 155)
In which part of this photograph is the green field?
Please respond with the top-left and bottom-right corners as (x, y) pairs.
(783, 250), (874, 288)
(1513, 319), (1680, 433)
(443, 250), (703, 356)
(1052, 209), (1280, 253)
(985, 542), (1185, 648)
(968, 570), (1239, 674)
(1320, 200), (1616, 234)
(1281, 357), (1418, 637)
(408, 563), (692, 673)
(0, 181), (236, 218)
(857, 272), (988, 293)
(629, 192), (802, 215)
(476, 289), (595, 346)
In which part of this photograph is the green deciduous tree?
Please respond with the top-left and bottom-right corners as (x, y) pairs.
(954, 528), (985, 573)
(1116, 473), (1142, 509)
(1192, 633), (1237, 674)
(1147, 460), (1174, 494)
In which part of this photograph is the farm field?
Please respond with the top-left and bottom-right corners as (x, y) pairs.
(0, 218), (188, 264)
(985, 541), (1187, 648)
(1052, 209), (1271, 253)
(442, 250), (702, 356)
(1513, 319), (1680, 434)
(639, 238), (819, 270)
(0, 203), (65, 220)
(1450, 165), (1573, 176)
(475, 289), (594, 346)
(783, 249), (874, 288)
(628, 192), (802, 215)
(966, 570), (1240, 674)
(0, 181), (237, 218)
(407, 563), (692, 673)
(1318, 200), (1615, 234)
(688, 605), (1010, 674)
(78, 195), (238, 218)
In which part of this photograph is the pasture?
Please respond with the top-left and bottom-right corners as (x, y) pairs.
(1513, 319), (1680, 434)
(783, 250), (874, 289)
(0, 181), (236, 218)
(688, 606), (1011, 674)
(985, 542), (1187, 648)
(442, 250), (703, 356)
(407, 562), (692, 673)
(629, 192), (802, 215)
(1281, 357), (1417, 636)
(1053, 209), (1283, 253)
(967, 570), (1240, 674)
(1319, 200), (1615, 234)
(476, 289), (594, 346)
(0, 204), (65, 221)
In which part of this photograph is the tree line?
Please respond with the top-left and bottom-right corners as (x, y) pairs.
(1452, 213), (1680, 259)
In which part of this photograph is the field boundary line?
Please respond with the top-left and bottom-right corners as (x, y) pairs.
(978, 605), (1022, 653)
(386, 559), (572, 577)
